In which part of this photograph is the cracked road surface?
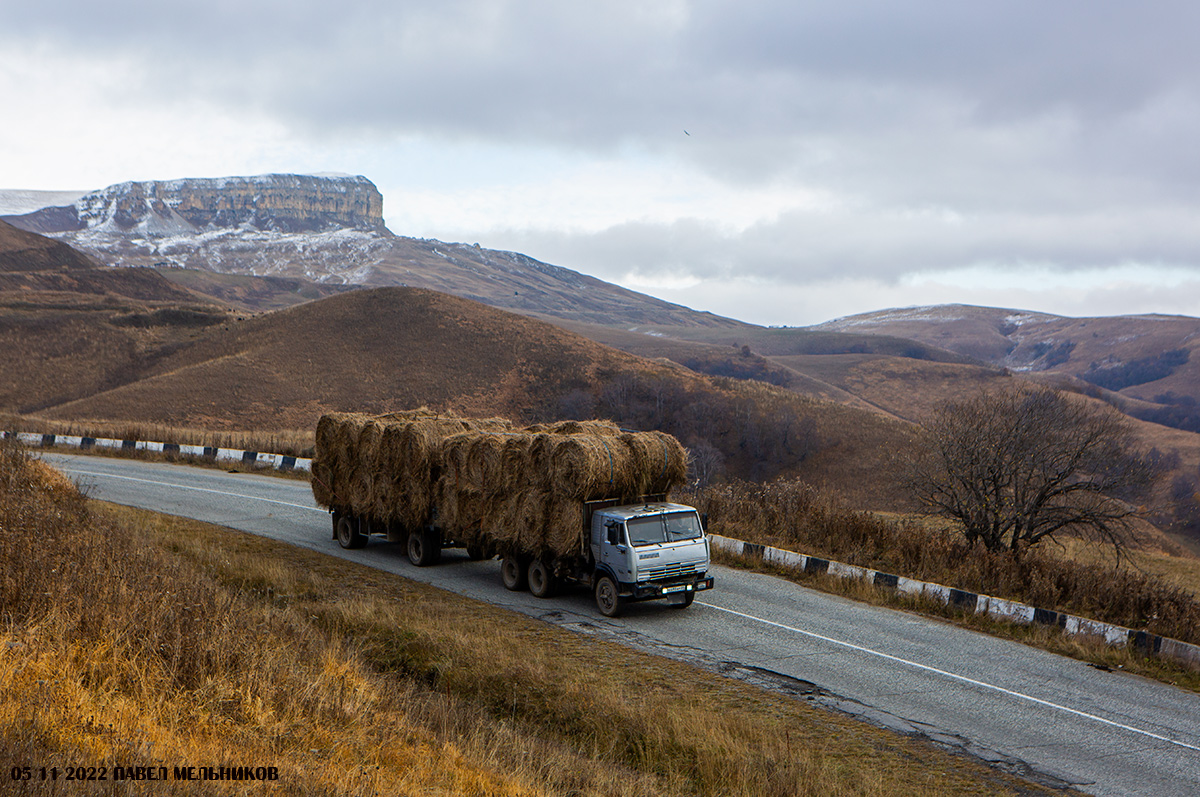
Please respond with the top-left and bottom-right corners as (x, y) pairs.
(47, 453), (1200, 796)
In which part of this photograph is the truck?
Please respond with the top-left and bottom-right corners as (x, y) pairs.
(311, 411), (714, 617)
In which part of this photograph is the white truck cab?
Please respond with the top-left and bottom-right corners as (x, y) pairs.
(589, 501), (714, 617)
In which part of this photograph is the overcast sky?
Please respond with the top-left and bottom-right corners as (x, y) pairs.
(3, 1), (1200, 326)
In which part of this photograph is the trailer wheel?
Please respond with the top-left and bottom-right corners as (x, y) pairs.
(407, 528), (441, 566)
(527, 559), (557, 598)
(336, 514), (366, 549)
(501, 556), (528, 591)
(594, 575), (622, 617)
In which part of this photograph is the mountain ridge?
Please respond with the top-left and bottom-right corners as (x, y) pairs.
(2, 174), (738, 328)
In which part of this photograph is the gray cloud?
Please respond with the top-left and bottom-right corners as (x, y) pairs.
(7, 0), (1200, 316)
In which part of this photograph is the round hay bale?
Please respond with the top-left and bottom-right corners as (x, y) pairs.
(527, 433), (557, 491)
(643, 430), (688, 494)
(311, 413), (343, 507)
(514, 489), (549, 553)
(500, 434), (534, 494)
(549, 435), (616, 500)
(545, 498), (585, 557)
(464, 434), (506, 492)
(527, 419), (621, 436)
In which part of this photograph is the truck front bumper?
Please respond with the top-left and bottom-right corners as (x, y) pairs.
(631, 575), (714, 600)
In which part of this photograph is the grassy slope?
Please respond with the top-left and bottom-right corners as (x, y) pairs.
(38, 287), (703, 430)
(0, 450), (1053, 796)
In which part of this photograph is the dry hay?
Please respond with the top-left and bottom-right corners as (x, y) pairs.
(311, 410), (687, 558)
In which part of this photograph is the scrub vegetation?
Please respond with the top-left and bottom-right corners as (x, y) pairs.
(685, 478), (1200, 648)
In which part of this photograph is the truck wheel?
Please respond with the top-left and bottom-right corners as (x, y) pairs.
(594, 575), (622, 617)
(336, 514), (366, 549)
(527, 559), (557, 598)
(501, 556), (528, 591)
(669, 591), (696, 609)
(407, 528), (441, 566)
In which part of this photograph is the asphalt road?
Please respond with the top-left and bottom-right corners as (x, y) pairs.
(45, 453), (1200, 796)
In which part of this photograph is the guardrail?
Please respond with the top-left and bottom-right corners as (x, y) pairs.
(2, 431), (311, 472)
(709, 533), (1200, 672)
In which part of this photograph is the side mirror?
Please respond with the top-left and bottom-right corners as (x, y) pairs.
(606, 522), (621, 546)
(700, 513), (709, 532)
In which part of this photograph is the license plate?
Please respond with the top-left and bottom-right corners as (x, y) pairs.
(661, 585), (688, 594)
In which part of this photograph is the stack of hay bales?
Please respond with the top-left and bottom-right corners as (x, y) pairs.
(312, 411), (688, 558)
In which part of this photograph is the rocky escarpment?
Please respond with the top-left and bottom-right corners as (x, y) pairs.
(0, 172), (740, 328)
(5, 174), (384, 235)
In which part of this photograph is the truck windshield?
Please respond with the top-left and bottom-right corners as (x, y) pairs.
(626, 512), (703, 546)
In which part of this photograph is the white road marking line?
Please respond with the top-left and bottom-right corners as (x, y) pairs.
(699, 601), (1200, 754)
(60, 468), (326, 514)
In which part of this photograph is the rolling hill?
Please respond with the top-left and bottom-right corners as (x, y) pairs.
(815, 305), (1200, 401)
(8, 210), (1200, 530)
(0, 223), (920, 509)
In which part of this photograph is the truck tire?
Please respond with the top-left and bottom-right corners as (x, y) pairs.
(501, 556), (528, 591)
(594, 574), (622, 617)
(669, 590), (696, 609)
(335, 513), (366, 549)
(527, 559), (557, 598)
(407, 528), (441, 567)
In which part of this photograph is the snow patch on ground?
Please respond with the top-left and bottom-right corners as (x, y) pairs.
(813, 305), (964, 329)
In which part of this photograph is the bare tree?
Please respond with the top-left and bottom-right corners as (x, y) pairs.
(687, 439), (726, 489)
(909, 386), (1153, 554)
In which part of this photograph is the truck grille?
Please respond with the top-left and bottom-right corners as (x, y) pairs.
(638, 561), (700, 582)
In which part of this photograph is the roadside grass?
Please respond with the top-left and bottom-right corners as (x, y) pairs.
(0, 446), (1056, 796)
(1051, 535), (1200, 599)
(683, 479), (1200, 646)
(693, 480), (1200, 690)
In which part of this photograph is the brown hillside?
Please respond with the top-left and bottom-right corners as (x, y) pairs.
(815, 304), (1200, 406)
(768, 355), (1012, 423)
(154, 266), (358, 312)
(40, 287), (702, 430)
(0, 234), (233, 413)
(0, 219), (95, 272)
(23, 286), (916, 509)
(551, 318), (887, 413)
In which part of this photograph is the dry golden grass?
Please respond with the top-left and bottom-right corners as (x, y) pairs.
(1051, 535), (1200, 599)
(0, 444), (1055, 796)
